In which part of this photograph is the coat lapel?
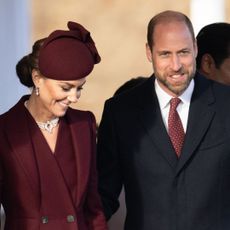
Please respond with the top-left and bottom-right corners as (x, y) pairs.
(138, 77), (178, 169)
(138, 74), (216, 172)
(66, 109), (92, 206)
(4, 96), (40, 196)
(32, 125), (76, 215)
(176, 75), (216, 174)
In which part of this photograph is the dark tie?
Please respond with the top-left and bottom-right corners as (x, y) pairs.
(168, 98), (185, 157)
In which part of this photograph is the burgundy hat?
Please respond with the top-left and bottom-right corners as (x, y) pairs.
(38, 21), (101, 80)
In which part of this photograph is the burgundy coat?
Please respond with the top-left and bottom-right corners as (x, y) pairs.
(0, 96), (107, 230)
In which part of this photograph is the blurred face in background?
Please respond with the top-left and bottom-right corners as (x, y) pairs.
(199, 55), (230, 86)
(214, 57), (230, 85)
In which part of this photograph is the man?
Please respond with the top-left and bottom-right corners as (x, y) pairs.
(196, 22), (230, 85)
(97, 10), (230, 230)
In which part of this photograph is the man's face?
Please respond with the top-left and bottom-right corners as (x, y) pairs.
(146, 21), (197, 96)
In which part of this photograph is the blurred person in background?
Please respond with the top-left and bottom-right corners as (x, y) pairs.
(196, 22), (230, 85)
(113, 76), (147, 96)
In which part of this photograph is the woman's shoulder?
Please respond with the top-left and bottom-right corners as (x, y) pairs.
(0, 96), (29, 131)
(0, 96), (28, 120)
(66, 107), (96, 123)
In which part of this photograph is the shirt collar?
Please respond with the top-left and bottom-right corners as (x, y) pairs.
(155, 78), (194, 109)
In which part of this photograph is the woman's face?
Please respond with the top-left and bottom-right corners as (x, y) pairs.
(34, 72), (86, 119)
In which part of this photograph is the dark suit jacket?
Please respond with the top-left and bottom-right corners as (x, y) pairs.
(97, 73), (230, 230)
(0, 96), (107, 230)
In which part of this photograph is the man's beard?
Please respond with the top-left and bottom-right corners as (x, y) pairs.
(155, 65), (196, 96)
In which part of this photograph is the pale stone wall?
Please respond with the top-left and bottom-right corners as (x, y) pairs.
(31, 0), (189, 122)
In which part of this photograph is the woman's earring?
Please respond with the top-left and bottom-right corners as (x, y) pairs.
(35, 87), (40, 96)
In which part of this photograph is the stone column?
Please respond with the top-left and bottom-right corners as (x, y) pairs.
(190, 0), (225, 35)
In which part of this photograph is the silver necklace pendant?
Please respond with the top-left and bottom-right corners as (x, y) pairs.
(36, 118), (59, 133)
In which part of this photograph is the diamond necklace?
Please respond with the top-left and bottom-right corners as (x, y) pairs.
(36, 118), (59, 133)
(24, 100), (59, 133)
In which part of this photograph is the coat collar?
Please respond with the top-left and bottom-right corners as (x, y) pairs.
(176, 73), (215, 174)
(4, 96), (94, 209)
(65, 109), (95, 205)
(137, 73), (216, 172)
(138, 76), (178, 169)
(4, 95), (40, 196)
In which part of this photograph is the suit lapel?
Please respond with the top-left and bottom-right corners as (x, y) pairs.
(138, 74), (216, 172)
(138, 77), (178, 169)
(4, 96), (40, 195)
(176, 75), (216, 174)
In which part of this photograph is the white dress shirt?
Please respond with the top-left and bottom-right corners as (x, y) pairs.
(155, 79), (194, 132)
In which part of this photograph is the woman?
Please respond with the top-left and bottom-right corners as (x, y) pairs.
(0, 21), (107, 230)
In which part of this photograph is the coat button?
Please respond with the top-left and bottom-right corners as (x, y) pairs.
(67, 215), (75, 223)
(41, 216), (49, 224)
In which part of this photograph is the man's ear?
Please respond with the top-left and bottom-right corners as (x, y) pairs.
(200, 54), (216, 75)
(146, 43), (153, 63)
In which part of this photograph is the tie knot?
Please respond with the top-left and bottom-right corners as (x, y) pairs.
(170, 97), (181, 110)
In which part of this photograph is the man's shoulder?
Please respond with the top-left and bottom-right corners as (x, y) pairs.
(0, 96), (27, 123)
(208, 77), (230, 100)
(66, 107), (95, 123)
(195, 73), (230, 99)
